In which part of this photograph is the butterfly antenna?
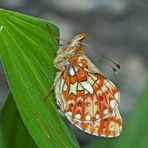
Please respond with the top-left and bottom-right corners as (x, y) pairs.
(46, 24), (71, 43)
(83, 43), (120, 73)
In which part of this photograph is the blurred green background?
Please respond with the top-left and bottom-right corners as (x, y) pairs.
(0, 0), (148, 147)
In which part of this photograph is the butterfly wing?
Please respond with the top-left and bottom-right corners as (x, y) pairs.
(54, 55), (122, 137)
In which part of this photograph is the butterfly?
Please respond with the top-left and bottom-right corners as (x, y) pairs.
(53, 33), (122, 137)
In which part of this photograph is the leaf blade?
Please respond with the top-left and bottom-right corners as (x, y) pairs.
(0, 93), (36, 148)
(0, 9), (79, 148)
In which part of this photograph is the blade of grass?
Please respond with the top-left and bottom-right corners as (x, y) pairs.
(0, 9), (79, 147)
(0, 93), (36, 148)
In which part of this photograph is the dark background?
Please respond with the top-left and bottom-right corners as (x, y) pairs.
(0, 0), (148, 147)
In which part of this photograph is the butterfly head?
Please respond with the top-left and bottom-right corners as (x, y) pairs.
(70, 33), (87, 46)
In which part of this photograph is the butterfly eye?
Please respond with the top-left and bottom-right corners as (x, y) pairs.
(77, 41), (82, 46)
(73, 41), (82, 46)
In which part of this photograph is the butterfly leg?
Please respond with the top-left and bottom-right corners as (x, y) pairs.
(44, 71), (64, 101)
(44, 84), (54, 101)
(46, 24), (71, 44)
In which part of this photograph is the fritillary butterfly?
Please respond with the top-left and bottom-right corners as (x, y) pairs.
(53, 33), (122, 137)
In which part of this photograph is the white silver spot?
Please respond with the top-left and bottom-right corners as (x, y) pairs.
(100, 134), (106, 137)
(74, 67), (79, 72)
(107, 135), (115, 138)
(93, 133), (99, 136)
(81, 81), (93, 94)
(84, 130), (91, 134)
(78, 63), (83, 66)
(86, 114), (91, 120)
(104, 109), (109, 114)
(75, 114), (81, 119)
(110, 100), (116, 108)
(84, 68), (88, 72)
(96, 114), (100, 119)
(115, 92), (119, 100)
(69, 67), (75, 76)
(63, 84), (68, 91)
(67, 111), (72, 116)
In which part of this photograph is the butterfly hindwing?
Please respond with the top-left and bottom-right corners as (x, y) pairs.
(55, 56), (120, 122)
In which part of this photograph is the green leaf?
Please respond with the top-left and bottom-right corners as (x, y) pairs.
(0, 124), (4, 147)
(0, 93), (36, 148)
(87, 85), (148, 148)
(0, 9), (79, 147)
